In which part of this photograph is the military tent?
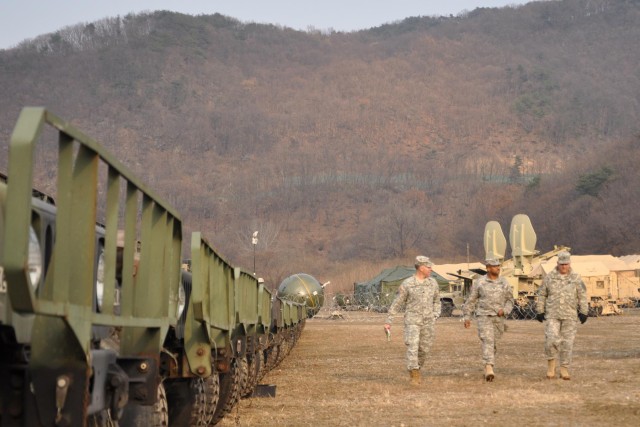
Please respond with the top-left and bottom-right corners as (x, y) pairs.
(354, 266), (449, 309)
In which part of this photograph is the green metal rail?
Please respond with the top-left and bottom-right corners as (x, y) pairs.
(1, 107), (310, 425)
(187, 231), (236, 375)
(2, 106), (183, 368)
(258, 283), (273, 335)
(234, 266), (259, 335)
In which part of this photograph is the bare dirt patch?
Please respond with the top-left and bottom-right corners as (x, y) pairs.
(220, 310), (640, 426)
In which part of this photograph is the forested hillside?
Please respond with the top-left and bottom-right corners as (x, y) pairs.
(1, 0), (639, 291)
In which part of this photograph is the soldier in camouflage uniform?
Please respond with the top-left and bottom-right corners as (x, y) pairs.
(463, 258), (514, 382)
(536, 251), (589, 380)
(384, 256), (441, 385)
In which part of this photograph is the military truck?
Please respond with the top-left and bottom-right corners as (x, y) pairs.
(439, 271), (476, 317)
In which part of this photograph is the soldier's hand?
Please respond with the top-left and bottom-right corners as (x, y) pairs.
(536, 313), (546, 323)
(497, 309), (504, 317)
(578, 313), (588, 324)
(464, 320), (471, 329)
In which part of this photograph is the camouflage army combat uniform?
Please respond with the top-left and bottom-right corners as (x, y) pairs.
(463, 276), (514, 366)
(536, 267), (589, 370)
(386, 275), (441, 371)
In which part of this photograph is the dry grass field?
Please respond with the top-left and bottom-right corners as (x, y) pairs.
(219, 310), (640, 427)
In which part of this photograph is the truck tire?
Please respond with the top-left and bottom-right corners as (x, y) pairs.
(211, 358), (241, 425)
(119, 382), (169, 427)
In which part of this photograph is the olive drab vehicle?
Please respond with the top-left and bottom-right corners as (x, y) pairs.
(438, 273), (475, 317)
(0, 107), (184, 426)
(0, 107), (307, 426)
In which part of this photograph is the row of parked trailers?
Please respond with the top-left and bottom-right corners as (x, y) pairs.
(0, 107), (307, 426)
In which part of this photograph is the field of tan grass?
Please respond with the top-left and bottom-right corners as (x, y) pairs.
(219, 310), (640, 426)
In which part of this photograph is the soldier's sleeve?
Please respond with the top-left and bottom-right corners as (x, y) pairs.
(503, 280), (514, 316)
(386, 282), (407, 324)
(433, 279), (441, 318)
(536, 277), (548, 314)
(576, 276), (589, 315)
(463, 280), (480, 320)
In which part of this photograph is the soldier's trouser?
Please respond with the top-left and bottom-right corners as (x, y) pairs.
(476, 315), (505, 366)
(544, 318), (578, 367)
(404, 322), (435, 370)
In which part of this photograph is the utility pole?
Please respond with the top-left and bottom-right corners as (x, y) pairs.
(252, 231), (259, 276)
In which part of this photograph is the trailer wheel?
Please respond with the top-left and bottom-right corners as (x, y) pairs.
(236, 355), (249, 397)
(211, 358), (241, 425)
(257, 350), (268, 382)
(275, 341), (288, 366)
(190, 378), (208, 426)
(264, 345), (279, 372)
(199, 374), (220, 425)
(165, 375), (220, 427)
(241, 352), (261, 398)
(120, 382), (169, 427)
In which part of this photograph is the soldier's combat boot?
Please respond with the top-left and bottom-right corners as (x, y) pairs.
(560, 366), (571, 380)
(410, 369), (421, 385)
(546, 359), (556, 379)
(484, 365), (494, 382)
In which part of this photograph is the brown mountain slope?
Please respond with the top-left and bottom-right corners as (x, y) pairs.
(1, 0), (639, 291)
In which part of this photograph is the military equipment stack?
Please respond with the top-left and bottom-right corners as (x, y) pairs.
(483, 215), (571, 319)
(483, 214), (624, 319)
(0, 107), (306, 426)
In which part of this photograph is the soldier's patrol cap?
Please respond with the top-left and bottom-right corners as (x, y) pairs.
(485, 258), (501, 266)
(415, 256), (433, 267)
(557, 251), (571, 264)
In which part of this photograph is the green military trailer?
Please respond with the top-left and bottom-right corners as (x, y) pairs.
(170, 232), (240, 426)
(255, 279), (273, 383)
(1, 108), (183, 426)
(171, 232), (293, 425)
(233, 266), (263, 398)
(0, 107), (309, 426)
